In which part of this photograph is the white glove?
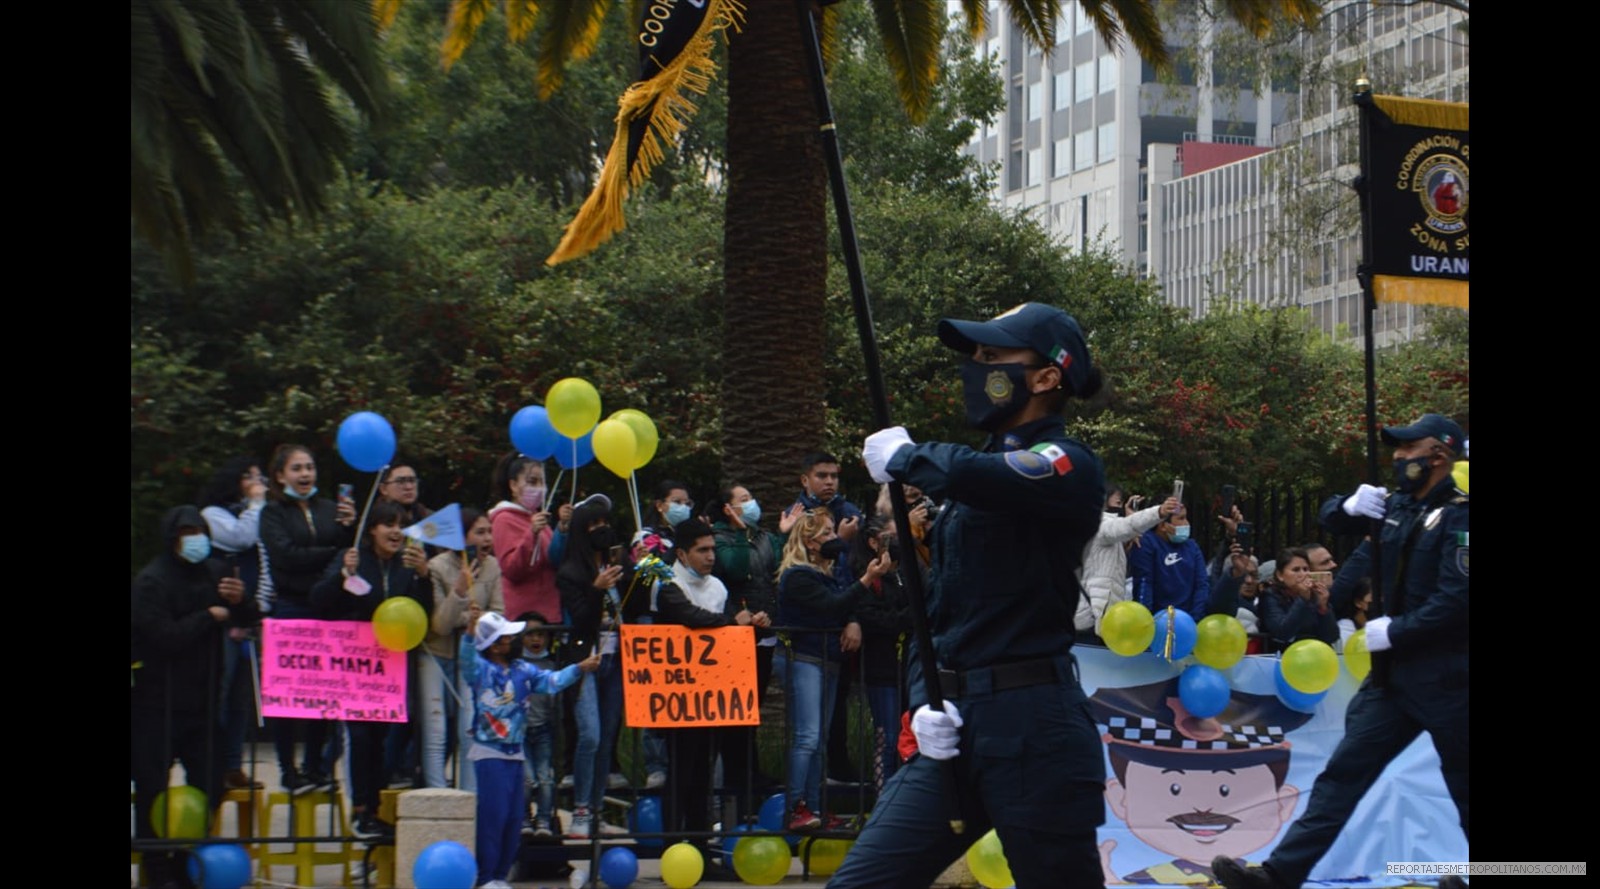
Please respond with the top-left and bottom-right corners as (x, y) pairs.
(863, 426), (914, 484)
(1364, 616), (1393, 651)
(910, 701), (964, 760)
(1342, 484), (1389, 519)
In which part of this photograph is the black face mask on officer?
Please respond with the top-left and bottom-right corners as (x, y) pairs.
(1393, 454), (1437, 495)
(961, 359), (1043, 432)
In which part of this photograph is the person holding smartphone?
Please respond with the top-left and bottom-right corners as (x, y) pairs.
(1257, 547), (1338, 652)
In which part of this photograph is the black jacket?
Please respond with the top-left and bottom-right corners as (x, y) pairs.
(260, 497), (353, 606)
(310, 545), (433, 622)
(131, 506), (260, 712)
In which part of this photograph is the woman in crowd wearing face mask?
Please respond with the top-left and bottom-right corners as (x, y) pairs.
(707, 483), (783, 803)
(775, 507), (892, 832)
(1258, 546), (1339, 652)
(259, 443), (356, 794)
(645, 479), (695, 549)
(556, 494), (626, 839)
(418, 508), (503, 789)
(311, 500), (434, 837)
(489, 453), (571, 625)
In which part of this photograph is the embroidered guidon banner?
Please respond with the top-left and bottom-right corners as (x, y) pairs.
(546, 0), (745, 265)
(1359, 94), (1469, 308)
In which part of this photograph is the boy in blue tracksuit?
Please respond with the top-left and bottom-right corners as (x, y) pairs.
(1129, 505), (1210, 625)
(462, 612), (599, 889)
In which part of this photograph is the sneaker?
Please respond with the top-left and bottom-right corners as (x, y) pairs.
(566, 807), (593, 839)
(1211, 856), (1288, 889)
(607, 771), (631, 790)
(302, 769), (335, 791)
(522, 816), (538, 837)
(787, 800), (822, 832)
(387, 772), (415, 789)
(282, 769), (315, 795)
(645, 770), (667, 789)
(821, 812), (850, 831)
(351, 815), (390, 839)
(533, 818), (553, 838)
(558, 773), (575, 790)
(597, 819), (629, 836)
(225, 769), (263, 790)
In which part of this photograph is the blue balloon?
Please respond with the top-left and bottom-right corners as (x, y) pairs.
(336, 411), (397, 473)
(553, 430), (595, 469)
(600, 846), (639, 889)
(509, 405), (560, 461)
(1148, 608), (1198, 661)
(413, 840), (477, 889)
(186, 843), (251, 889)
(1274, 662), (1328, 714)
(757, 793), (786, 832)
(1177, 664), (1231, 719)
(628, 795), (664, 848)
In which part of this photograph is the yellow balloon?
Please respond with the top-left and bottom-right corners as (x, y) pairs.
(545, 377), (602, 438)
(965, 829), (1014, 889)
(151, 785), (209, 839)
(372, 596), (427, 651)
(800, 837), (851, 876)
(1281, 639), (1340, 694)
(1452, 459), (1469, 493)
(1193, 614), (1249, 670)
(610, 408), (660, 469)
(1101, 600), (1155, 656)
(1344, 629), (1372, 681)
(731, 836), (791, 886)
(661, 841), (705, 889)
(591, 419), (638, 479)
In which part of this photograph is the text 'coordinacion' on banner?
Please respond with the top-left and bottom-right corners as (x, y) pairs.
(620, 624), (760, 728)
(259, 619), (409, 723)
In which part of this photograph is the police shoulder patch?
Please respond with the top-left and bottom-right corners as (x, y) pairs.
(1004, 449), (1054, 479)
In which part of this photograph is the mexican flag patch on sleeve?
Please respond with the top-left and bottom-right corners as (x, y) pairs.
(1029, 442), (1074, 475)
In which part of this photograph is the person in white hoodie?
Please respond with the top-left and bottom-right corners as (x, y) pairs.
(1074, 486), (1179, 639)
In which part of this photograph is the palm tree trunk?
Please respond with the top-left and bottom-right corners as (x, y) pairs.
(721, 3), (829, 509)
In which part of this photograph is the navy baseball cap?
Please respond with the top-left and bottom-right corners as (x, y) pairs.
(937, 303), (1094, 394)
(1381, 413), (1465, 457)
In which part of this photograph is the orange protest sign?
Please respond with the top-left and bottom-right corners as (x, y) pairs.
(620, 624), (759, 728)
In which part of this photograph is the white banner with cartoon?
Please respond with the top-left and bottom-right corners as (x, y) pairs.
(1082, 646), (1466, 886)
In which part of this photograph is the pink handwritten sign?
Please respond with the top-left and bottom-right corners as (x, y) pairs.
(260, 619), (409, 722)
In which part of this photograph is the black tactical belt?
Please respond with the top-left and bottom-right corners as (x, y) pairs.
(938, 657), (1061, 698)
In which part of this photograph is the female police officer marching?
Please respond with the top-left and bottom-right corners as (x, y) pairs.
(829, 303), (1109, 889)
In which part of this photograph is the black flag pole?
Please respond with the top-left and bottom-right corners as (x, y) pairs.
(796, 0), (965, 834)
(1352, 76), (1389, 690)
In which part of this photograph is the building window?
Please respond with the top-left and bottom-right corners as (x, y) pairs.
(1028, 147), (1043, 186)
(1097, 123), (1116, 164)
(1074, 130), (1093, 170)
(1053, 137), (1070, 177)
(1075, 60), (1094, 102)
(1075, 1), (1093, 35)
(1008, 145), (1023, 191)
(1054, 71), (1071, 110)
(1099, 55), (1117, 94)
(1028, 82), (1042, 121)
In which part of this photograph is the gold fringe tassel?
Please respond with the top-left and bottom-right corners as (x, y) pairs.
(1373, 275), (1469, 309)
(546, 0), (745, 266)
(1372, 94), (1468, 131)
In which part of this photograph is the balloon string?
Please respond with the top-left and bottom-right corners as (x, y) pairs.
(1163, 605), (1175, 660)
(353, 464), (389, 550)
(550, 469), (567, 505)
(628, 470), (643, 536)
(570, 440), (579, 503)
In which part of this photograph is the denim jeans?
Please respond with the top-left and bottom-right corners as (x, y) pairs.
(218, 635), (257, 771)
(782, 652), (839, 812)
(573, 653), (623, 810)
(523, 722), (555, 822)
(865, 682), (903, 790)
(419, 651), (475, 789)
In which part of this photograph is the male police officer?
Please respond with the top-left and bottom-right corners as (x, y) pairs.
(830, 303), (1108, 888)
(1214, 414), (1468, 889)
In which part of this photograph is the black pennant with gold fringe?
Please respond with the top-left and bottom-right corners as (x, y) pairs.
(1361, 95), (1469, 308)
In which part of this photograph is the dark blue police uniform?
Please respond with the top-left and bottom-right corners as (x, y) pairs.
(828, 415), (1108, 888)
(1249, 471), (1468, 886)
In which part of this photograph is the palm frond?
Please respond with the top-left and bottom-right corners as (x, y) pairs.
(276, 0), (390, 118)
(504, 0), (543, 44)
(535, 0), (611, 99)
(371, 0), (402, 32)
(1214, 0), (1323, 37)
(1002, 0), (1059, 50)
(956, 0), (988, 40)
(442, 0), (494, 69)
(872, 0), (946, 124)
(1080, 0), (1166, 67)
